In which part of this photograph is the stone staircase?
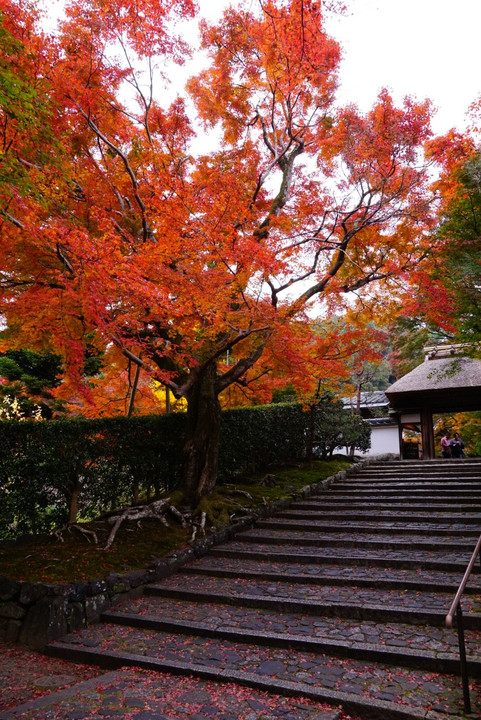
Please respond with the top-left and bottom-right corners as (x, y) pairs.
(46, 459), (481, 719)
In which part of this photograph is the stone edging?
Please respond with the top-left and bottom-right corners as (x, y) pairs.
(0, 454), (398, 650)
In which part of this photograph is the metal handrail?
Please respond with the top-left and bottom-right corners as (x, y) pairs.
(445, 532), (481, 715)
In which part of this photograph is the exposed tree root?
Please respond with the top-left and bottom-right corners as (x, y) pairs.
(222, 485), (254, 500)
(189, 511), (207, 543)
(106, 501), (208, 547)
(168, 504), (189, 528)
(55, 483), (256, 551)
(54, 523), (98, 545)
(224, 499), (250, 513)
(104, 498), (176, 550)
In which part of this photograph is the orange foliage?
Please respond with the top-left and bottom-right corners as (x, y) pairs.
(1, 0), (440, 420)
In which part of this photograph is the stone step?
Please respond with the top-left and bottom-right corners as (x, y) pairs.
(290, 501), (481, 512)
(327, 486), (481, 495)
(353, 464), (481, 469)
(337, 479), (481, 485)
(47, 625), (476, 720)
(256, 518), (481, 536)
(0, 669), (352, 720)
(100, 594), (481, 675)
(338, 475), (481, 482)
(317, 496), (481, 506)
(275, 509), (481, 524)
(145, 576), (481, 627)
(281, 506), (481, 516)
(207, 544), (479, 573)
(343, 479), (481, 486)
(180, 558), (481, 594)
(343, 470), (479, 476)
(236, 528), (478, 553)
(256, 518), (480, 536)
(358, 460), (481, 469)
(289, 493), (481, 512)
(321, 487), (481, 496)
(282, 496), (481, 508)
(329, 490), (481, 499)
(301, 490), (481, 499)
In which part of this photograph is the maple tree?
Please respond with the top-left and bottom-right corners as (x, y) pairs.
(0, 0), (440, 505)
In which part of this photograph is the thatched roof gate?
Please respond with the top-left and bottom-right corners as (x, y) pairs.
(386, 346), (481, 459)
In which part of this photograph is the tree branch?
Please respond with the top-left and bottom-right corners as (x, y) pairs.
(75, 105), (154, 242)
(216, 338), (270, 394)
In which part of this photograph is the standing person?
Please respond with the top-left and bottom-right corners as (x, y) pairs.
(450, 432), (465, 458)
(441, 431), (452, 458)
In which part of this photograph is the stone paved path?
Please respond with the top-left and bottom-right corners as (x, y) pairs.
(5, 458), (481, 719)
(0, 668), (347, 720)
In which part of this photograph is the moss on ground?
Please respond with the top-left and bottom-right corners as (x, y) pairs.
(0, 459), (352, 584)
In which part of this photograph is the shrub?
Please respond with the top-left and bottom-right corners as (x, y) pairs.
(310, 395), (371, 459)
(0, 401), (369, 539)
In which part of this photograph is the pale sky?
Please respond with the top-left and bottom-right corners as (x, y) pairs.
(192, 0), (481, 137)
(324, 0), (481, 135)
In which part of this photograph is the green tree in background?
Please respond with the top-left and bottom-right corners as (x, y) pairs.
(0, 349), (63, 418)
(389, 316), (451, 378)
(311, 394), (371, 460)
(436, 153), (481, 342)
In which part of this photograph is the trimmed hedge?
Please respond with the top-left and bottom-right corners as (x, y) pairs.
(219, 403), (306, 477)
(0, 414), (186, 538)
(0, 402), (370, 539)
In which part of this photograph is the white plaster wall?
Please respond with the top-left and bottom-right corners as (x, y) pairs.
(338, 425), (400, 458)
(367, 425), (400, 457)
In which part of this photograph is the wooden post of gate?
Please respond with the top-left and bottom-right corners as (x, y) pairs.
(420, 405), (434, 459)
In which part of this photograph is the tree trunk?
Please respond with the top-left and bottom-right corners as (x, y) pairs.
(67, 480), (81, 524)
(307, 403), (316, 467)
(181, 361), (221, 507)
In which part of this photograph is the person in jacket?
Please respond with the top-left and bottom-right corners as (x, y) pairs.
(450, 432), (465, 458)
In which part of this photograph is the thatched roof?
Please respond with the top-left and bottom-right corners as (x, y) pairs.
(386, 355), (481, 413)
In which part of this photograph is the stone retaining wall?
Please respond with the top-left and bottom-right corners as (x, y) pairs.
(0, 455), (397, 650)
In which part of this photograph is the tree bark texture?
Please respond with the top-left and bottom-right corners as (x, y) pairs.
(67, 480), (81, 524)
(181, 361), (221, 506)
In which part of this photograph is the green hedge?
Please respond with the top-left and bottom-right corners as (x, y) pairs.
(0, 402), (369, 539)
(219, 403), (306, 477)
(0, 415), (186, 538)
